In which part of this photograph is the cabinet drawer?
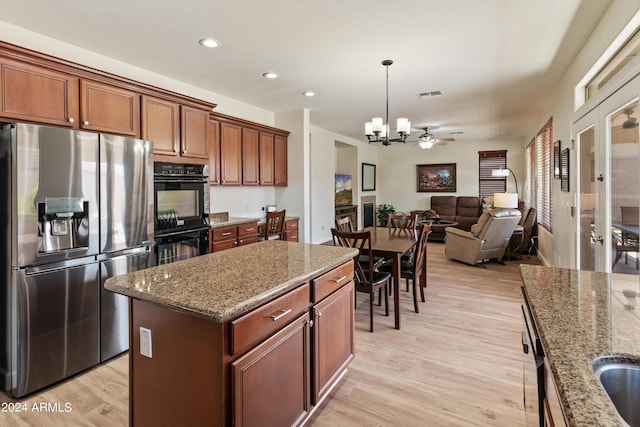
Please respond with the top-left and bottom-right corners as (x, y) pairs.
(238, 222), (258, 237)
(230, 283), (310, 355)
(312, 260), (354, 302)
(285, 220), (298, 230)
(212, 226), (237, 241)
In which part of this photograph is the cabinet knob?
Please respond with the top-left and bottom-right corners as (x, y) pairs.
(83, 120), (90, 125)
(68, 118), (75, 123)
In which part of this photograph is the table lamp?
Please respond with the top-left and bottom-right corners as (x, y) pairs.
(493, 192), (518, 209)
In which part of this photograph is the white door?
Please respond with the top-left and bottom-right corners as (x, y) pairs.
(575, 110), (599, 271)
(575, 75), (640, 274)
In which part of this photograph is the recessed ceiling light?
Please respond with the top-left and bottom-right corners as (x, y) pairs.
(303, 91), (315, 97)
(262, 72), (279, 79)
(199, 38), (220, 48)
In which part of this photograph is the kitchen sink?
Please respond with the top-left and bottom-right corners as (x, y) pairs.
(593, 357), (640, 427)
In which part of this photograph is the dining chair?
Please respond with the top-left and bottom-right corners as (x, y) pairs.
(388, 213), (419, 264)
(388, 213), (418, 230)
(331, 228), (391, 332)
(380, 224), (430, 313)
(613, 206), (639, 269)
(259, 209), (286, 241)
(334, 216), (354, 232)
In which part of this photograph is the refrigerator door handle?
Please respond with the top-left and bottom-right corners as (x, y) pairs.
(24, 256), (98, 275)
(97, 246), (153, 261)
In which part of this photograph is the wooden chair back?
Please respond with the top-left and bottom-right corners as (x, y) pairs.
(265, 209), (286, 240)
(388, 213), (418, 229)
(335, 216), (354, 232)
(331, 228), (372, 289)
(411, 224), (431, 280)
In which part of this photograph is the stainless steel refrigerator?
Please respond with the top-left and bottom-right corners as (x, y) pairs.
(0, 123), (153, 398)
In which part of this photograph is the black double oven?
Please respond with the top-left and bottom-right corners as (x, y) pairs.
(153, 162), (209, 265)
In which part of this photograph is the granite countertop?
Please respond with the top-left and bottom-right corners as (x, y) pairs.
(105, 240), (358, 322)
(520, 265), (640, 426)
(208, 215), (299, 229)
(209, 216), (260, 229)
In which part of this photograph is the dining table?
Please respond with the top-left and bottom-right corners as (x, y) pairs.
(364, 226), (421, 330)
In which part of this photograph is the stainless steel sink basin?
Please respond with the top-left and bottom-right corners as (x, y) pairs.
(593, 357), (640, 427)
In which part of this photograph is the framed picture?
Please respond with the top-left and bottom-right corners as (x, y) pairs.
(560, 148), (570, 192)
(553, 140), (561, 179)
(362, 163), (376, 191)
(417, 163), (457, 193)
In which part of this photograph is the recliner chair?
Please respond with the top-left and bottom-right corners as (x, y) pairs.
(444, 208), (522, 265)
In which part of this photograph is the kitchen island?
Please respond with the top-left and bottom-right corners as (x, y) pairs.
(520, 265), (640, 426)
(105, 240), (358, 427)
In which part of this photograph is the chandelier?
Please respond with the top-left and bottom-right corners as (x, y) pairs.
(364, 59), (411, 146)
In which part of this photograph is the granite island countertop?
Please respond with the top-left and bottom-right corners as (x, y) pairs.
(105, 240), (357, 323)
(520, 265), (640, 426)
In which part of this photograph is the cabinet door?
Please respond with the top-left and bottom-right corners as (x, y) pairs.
(242, 128), (259, 186)
(208, 119), (221, 185)
(220, 122), (243, 185)
(80, 79), (140, 136)
(259, 132), (275, 186)
(212, 239), (237, 253)
(232, 314), (310, 427)
(284, 219), (299, 242)
(0, 59), (79, 127)
(142, 95), (180, 157)
(181, 106), (209, 159)
(312, 283), (354, 404)
(274, 134), (288, 186)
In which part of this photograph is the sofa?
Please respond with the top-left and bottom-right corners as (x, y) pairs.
(429, 196), (483, 231)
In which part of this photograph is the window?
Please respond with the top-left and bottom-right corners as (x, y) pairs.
(478, 150), (507, 198)
(526, 119), (553, 232)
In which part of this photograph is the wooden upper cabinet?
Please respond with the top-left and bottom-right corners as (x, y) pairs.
(242, 128), (259, 186)
(274, 134), (288, 186)
(80, 79), (140, 136)
(0, 59), (79, 127)
(181, 106), (209, 159)
(208, 118), (221, 185)
(220, 122), (243, 185)
(259, 132), (275, 186)
(141, 95), (180, 156)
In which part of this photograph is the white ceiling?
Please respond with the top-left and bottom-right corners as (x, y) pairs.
(0, 0), (613, 144)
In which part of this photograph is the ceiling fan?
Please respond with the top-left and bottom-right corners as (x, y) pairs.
(408, 127), (455, 149)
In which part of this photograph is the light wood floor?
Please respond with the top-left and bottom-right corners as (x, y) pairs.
(0, 244), (540, 426)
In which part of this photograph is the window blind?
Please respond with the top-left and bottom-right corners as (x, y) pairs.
(478, 150), (507, 198)
(526, 119), (553, 232)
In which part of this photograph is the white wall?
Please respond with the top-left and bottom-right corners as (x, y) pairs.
(274, 109), (309, 241)
(309, 127), (378, 243)
(376, 139), (525, 213)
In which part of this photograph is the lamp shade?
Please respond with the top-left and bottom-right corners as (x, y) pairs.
(492, 169), (510, 177)
(493, 192), (518, 209)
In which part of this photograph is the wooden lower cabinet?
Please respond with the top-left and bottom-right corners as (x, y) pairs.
(232, 314), (311, 427)
(312, 283), (354, 403)
(284, 218), (299, 242)
(210, 221), (259, 253)
(129, 259), (355, 427)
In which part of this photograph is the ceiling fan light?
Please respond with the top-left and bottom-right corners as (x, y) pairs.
(419, 140), (434, 149)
